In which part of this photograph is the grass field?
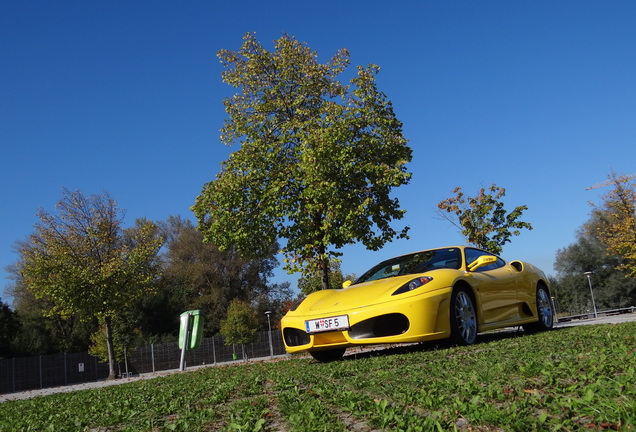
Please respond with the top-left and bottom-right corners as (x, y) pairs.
(1, 322), (635, 431)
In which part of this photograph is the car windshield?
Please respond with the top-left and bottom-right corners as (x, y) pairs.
(355, 248), (462, 284)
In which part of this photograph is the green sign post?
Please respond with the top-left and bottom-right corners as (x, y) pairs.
(178, 310), (204, 371)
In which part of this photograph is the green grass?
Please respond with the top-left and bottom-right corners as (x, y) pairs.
(1, 322), (635, 431)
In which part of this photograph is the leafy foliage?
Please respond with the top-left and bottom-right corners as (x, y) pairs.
(297, 261), (355, 295)
(88, 319), (142, 367)
(437, 184), (532, 255)
(16, 189), (163, 378)
(554, 213), (636, 315)
(0, 299), (20, 359)
(5, 213), (293, 358)
(2, 322), (635, 431)
(158, 216), (283, 334)
(193, 33), (412, 290)
(5, 265), (98, 355)
(589, 172), (636, 278)
(219, 298), (259, 345)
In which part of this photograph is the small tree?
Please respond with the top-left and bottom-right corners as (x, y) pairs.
(219, 299), (259, 359)
(437, 184), (532, 255)
(193, 33), (412, 290)
(589, 172), (636, 278)
(18, 189), (163, 379)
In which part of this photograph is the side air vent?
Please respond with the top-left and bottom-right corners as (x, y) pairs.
(510, 261), (523, 272)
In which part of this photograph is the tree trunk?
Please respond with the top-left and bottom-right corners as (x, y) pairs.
(104, 317), (117, 380)
(319, 256), (330, 290)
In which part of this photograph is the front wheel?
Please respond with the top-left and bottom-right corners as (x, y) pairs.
(450, 287), (478, 345)
(309, 348), (346, 363)
(523, 285), (554, 333)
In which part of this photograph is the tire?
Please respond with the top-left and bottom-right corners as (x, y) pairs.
(450, 286), (478, 345)
(309, 348), (346, 363)
(523, 284), (554, 333)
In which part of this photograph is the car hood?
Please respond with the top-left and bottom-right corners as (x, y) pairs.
(302, 274), (431, 314)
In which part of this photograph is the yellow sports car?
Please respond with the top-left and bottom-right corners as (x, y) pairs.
(281, 246), (554, 362)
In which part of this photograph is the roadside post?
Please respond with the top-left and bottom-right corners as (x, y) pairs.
(265, 310), (274, 358)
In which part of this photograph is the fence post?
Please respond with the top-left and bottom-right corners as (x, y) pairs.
(212, 336), (216, 365)
(151, 343), (155, 373)
(39, 355), (43, 389)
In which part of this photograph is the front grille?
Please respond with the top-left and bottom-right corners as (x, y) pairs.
(349, 313), (410, 339)
(283, 328), (310, 347)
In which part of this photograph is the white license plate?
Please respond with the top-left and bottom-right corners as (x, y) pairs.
(305, 315), (349, 334)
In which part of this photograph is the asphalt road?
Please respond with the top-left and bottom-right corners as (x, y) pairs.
(2, 312), (635, 403)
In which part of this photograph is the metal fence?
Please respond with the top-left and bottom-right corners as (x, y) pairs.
(0, 330), (286, 395)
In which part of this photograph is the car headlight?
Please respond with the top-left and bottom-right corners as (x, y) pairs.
(392, 276), (434, 295)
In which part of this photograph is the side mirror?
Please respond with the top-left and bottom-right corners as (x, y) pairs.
(342, 280), (352, 289)
(467, 255), (497, 272)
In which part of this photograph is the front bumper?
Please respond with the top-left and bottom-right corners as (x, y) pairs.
(280, 286), (453, 353)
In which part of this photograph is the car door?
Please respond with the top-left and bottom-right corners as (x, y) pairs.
(464, 248), (518, 325)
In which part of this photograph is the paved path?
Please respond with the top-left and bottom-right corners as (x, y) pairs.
(2, 312), (635, 403)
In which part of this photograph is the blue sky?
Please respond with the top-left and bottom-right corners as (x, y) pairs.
(2, 1), (635, 301)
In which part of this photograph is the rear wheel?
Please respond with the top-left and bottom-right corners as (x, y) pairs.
(524, 285), (554, 333)
(450, 287), (478, 345)
(309, 348), (346, 363)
